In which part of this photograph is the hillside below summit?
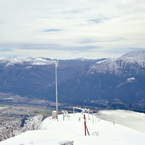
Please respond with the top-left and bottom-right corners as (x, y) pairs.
(52, 51), (145, 112)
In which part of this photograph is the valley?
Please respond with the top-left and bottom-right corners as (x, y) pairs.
(0, 92), (59, 126)
(0, 92), (99, 127)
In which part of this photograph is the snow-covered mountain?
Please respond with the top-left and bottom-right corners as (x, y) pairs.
(0, 110), (145, 145)
(0, 57), (98, 102)
(88, 51), (145, 75)
(54, 51), (145, 111)
(118, 50), (145, 65)
(0, 56), (56, 67)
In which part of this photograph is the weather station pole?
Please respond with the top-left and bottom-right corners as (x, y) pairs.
(55, 61), (58, 120)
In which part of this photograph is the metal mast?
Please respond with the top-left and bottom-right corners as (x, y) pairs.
(55, 61), (58, 119)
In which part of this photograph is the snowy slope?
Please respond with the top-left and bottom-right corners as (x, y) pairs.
(96, 110), (145, 133)
(117, 50), (145, 66)
(0, 111), (145, 145)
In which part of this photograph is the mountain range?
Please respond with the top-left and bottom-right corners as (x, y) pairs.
(0, 56), (101, 100)
(56, 51), (145, 111)
(0, 51), (145, 111)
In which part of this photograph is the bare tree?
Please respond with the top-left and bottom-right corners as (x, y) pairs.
(21, 115), (44, 131)
(0, 115), (45, 141)
(0, 119), (21, 141)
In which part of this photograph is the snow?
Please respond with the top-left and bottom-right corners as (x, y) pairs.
(0, 56), (56, 67)
(1, 110), (145, 145)
(25, 66), (32, 69)
(126, 77), (135, 82)
(30, 57), (55, 66)
(2, 56), (25, 67)
(118, 51), (145, 61)
(96, 110), (145, 133)
(88, 59), (120, 75)
(117, 50), (145, 67)
(96, 59), (107, 64)
(0, 107), (7, 110)
(88, 50), (145, 75)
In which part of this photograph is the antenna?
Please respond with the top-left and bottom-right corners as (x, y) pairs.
(55, 60), (58, 120)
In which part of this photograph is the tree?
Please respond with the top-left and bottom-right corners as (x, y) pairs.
(0, 119), (21, 141)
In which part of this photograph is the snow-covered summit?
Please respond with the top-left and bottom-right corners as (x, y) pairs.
(0, 56), (25, 66)
(88, 51), (145, 75)
(88, 59), (119, 74)
(117, 51), (145, 65)
(0, 56), (56, 67)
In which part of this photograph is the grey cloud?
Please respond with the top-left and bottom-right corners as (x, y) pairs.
(0, 48), (13, 52)
(79, 37), (126, 44)
(79, 39), (97, 44)
(128, 47), (145, 51)
(111, 37), (127, 42)
(107, 47), (145, 57)
(90, 18), (102, 23)
(0, 43), (99, 52)
(108, 49), (128, 54)
(0, 43), (59, 50)
(67, 45), (99, 51)
(42, 29), (63, 32)
(89, 16), (108, 24)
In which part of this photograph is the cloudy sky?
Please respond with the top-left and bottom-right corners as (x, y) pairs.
(0, 0), (145, 59)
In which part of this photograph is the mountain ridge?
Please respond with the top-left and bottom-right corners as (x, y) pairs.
(0, 51), (145, 111)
